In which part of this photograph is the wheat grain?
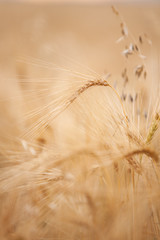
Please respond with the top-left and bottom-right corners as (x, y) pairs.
(146, 113), (160, 144)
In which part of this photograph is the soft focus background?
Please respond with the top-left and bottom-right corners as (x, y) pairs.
(1, 1), (160, 77)
(0, 1), (160, 75)
(0, 1), (160, 239)
(0, 0), (159, 151)
(0, 0), (160, 158)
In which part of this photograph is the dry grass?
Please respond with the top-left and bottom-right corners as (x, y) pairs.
(0, 2), (160, 240)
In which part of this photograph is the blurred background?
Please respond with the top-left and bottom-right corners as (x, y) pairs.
(0, 0), (159, 73)
(0, 0), (160, 145)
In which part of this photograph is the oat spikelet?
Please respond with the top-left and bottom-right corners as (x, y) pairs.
(111, 5), (119, 16)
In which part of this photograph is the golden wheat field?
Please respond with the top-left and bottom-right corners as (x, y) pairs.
(0, 1), (160, 239)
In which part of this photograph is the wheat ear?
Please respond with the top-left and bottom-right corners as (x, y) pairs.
(124, 148), (159, 163)
(139, 113), (160, 164)
(65, 79), (128, 124)
(146, 113), (160, 144)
